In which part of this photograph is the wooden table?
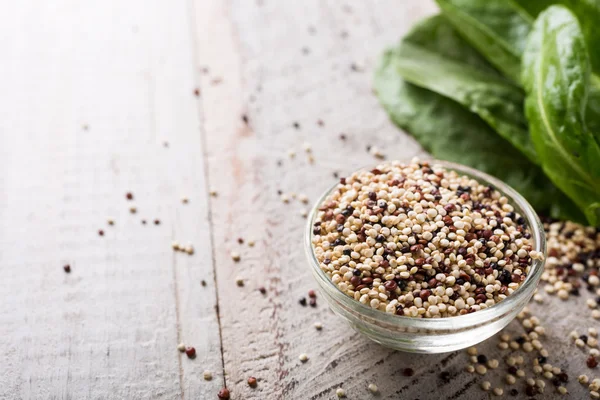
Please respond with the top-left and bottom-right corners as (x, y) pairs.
(1, 1), (594, 399)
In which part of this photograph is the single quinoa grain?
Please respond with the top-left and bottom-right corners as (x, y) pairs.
(368, 383), (378, 394)
(336, 388), (345, 398)
(185, 347), (196, 358)
(177, 343), (186, 352)
(247, 376), (257, 387)
(63, 264), (71, 273)
(310, 160), (535, 318)
(203, 370), (213, 380)
(217, 388), (230, 399)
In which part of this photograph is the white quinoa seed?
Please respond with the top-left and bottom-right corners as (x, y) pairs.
(492, 388), (503, 396)
(578, 374), (589, 384)
(177, 343), (186, 352)
(107, 218), (115, 225)
(465, 365), (475, 373)
(129, 206), (137, 214)
(314, 322), (323, 330)
(590, 328), (599, 338)
(299, 353), (308, 362)
(299, 194), (309, 204)
(336, 388), (345, 398)
(467, 347), (478, 356)
(593, 310), (600, 320)
(203, 370), (213, 380)
(209, 190), (218, 197)
(592, 391), (600, 400)
(557, 386), (567, 395)
(475, 365), (487, 375)
(368, 383), (378, 394)
(184, 245), (194, 255)
(248, 240), (255, 247)
(480, 381), (491, 391)
(172, 241), (180, 251)
(231, 251), (241, 262)
(310, 160), (534, 318)
(181, 196), (189, 204)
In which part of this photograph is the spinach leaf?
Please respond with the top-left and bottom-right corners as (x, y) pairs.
(435, 0), (531, 83)
(392, 40), (538, 163)
(522, 5), (600, 226)
(374, 16), (583, 221)
(514, 0), (600, 78)
(438, 0), (600, 83)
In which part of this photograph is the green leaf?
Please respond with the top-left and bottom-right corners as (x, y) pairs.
(522, 5), (600, 226)
(392, 38), (538, 164)
(514, 0), (600, 77)
(374, 16), (583, 221)
(435, 0), (532, 83)
(438, 0), (600, 83)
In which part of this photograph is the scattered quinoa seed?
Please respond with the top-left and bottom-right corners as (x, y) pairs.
(129, 206), (137, 214)
(181, 196), (189, 204)
(336, 388), (345, 398)
(177, 343), (186, 352)
(314, 322), (323, 330)
(63, 264), (71, 273)
(231, 251), (241, 262)
(247, 376), (257, 388)
(107, 218), (114, 225)
(98, 229), (104, 236)
(403, 368), (414, 377)
(203, 370), (213, 380)
(217, 388), (230, 399)
(236, 277), (244, 287)
(184, 245), (194, 255)
(299, 353), (308, 362)
(368, 383), (378, 394)
(126, 192), (133, 200)
(299, 297), (307, 306)
(185, 347), (196, 358)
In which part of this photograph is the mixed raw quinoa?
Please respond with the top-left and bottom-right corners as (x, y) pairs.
(311, 160), (543, 318)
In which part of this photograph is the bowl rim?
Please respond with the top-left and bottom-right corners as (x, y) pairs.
(304, 159), (546, 330)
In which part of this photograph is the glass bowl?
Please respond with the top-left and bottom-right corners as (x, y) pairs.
(304, 160), (546, 353)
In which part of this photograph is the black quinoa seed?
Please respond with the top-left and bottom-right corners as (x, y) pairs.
(309, 298), (317, 307)
(557, 372), (568, 382)
(477, 355), (487, 364)
(537, 356), (547, 364)
(293, 122), (300, 129)
(507, 366), (518, 375)
(403, 368), (414, 377)
(299, 297), (307, 306)
(439, 371), (451, 382)
(580, 335), (589, 343)
(516, 336), (526, 345)
(509, 388), (518, 396)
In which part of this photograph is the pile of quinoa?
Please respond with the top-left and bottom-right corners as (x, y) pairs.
(311, 159), (543, 318)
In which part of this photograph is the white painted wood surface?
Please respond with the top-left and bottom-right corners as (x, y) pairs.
(0, 0), (594, 399)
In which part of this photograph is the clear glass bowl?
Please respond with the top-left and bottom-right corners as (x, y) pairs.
(305, 160), (546, 353)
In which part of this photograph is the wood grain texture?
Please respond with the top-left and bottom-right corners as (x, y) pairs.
(1, 0), (595, 399)
(0, 0), (222, 399)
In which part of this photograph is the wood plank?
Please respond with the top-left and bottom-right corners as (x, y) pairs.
(0, 1), (222, 398)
